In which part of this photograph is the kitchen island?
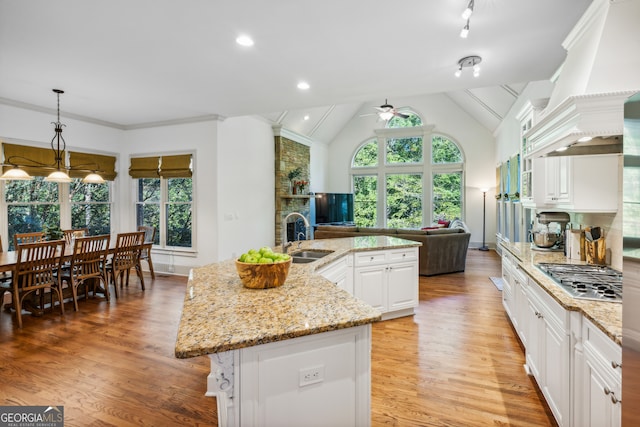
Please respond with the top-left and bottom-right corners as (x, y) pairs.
(175, 236), (420, 427)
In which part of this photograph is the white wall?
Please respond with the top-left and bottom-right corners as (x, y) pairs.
(309, 141), (329, 195)
(326, 92), (496, 248)
(216, 116), (275, 261)
(122, 116), (276, 270)
(122, 120), (219, 273)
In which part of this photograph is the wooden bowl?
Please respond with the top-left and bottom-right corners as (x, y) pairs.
(235, 258), (292, 289)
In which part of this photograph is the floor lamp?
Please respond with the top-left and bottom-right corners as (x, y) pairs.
(479, 188), (489, 251)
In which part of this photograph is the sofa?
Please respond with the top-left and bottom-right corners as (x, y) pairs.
(313, 225), (471, 276)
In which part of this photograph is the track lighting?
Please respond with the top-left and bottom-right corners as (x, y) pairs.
(462, 0), (474, 20)
(454, 55), (482, 78)
(460, 20), (470, 38)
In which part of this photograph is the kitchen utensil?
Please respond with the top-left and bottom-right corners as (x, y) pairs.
(585, 228), (593, 241)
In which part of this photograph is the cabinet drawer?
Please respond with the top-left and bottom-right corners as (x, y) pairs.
(387, 248), (417, 263)
(583, 317), (622, 379)
(527, 278), (568, 330)
(354, 251), (387, 266)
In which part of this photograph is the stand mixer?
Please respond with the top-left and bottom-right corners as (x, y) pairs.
(531, 211), (570, 251)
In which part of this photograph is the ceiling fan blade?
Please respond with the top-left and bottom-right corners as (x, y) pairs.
(394, 111), (410, 119)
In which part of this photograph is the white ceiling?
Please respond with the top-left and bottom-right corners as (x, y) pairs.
(0, 0), (592, 142)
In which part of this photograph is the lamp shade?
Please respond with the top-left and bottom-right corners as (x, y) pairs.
(82, 172), (105, 184)
(45, 170), (72, 183)
(0, 167), (33, 180)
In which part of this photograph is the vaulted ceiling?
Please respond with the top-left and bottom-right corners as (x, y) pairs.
(0, 0), (591, 142)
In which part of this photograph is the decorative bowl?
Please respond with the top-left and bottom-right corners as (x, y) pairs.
(235, 258), (292, 289)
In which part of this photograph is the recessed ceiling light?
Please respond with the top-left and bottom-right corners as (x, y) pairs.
(297, 81), (310, 90)
(303, 115), (310, 121)
(236, 35), (254, 47)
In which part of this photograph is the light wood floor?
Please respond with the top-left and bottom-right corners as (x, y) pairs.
(0, 250), (556, 426)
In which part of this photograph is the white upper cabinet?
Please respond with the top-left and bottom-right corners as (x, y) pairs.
(534, 154), (620, 212)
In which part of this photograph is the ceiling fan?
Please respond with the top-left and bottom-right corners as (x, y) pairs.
(361, 99), (410, 121)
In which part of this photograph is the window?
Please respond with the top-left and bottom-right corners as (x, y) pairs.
(70, 181), (111, 236)
(131, 154), (193, 249)
(5, 177), (60, 250)
(351, 113), (464, 228)
(1, 143), (117, 249)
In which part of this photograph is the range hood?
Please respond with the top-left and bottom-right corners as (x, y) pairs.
(524, 91), (634, 158)
(523, 0), (639, 159)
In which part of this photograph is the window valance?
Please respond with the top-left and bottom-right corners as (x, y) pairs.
(2, 143), (59, 177)
(129, 156), (160, 178)
(129, 154), (192, 178)
(69, 151), (118, 181)
(159, 154), (192, 178)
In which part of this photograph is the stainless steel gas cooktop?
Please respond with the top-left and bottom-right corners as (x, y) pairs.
(536, 263), (622, 302)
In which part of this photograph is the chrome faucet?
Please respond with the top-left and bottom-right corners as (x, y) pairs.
(282, 212), (310, 254)
(297, 232), (305, 249)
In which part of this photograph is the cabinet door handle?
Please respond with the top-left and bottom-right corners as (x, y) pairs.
(611, 361), (622, 369)
(611, 394), (621, 404)
(604, 386), (611, 395)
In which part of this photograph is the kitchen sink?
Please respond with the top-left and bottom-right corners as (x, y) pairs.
(291, 250), (334, 264)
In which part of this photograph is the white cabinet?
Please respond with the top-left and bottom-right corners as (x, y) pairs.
(317, 254), (353, 295)
(501, 252), (529, 347)
(524, 277), (571, 427)
(500, 250), (622, 427)
(579, 318), (622, 427)
(536, 154), (620, 212)
(209, 325), (373, 427)
(353, 247), (418, 320)
(544, 156), (572, 204)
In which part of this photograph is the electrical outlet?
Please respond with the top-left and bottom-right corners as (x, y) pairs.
(299, 365), (324, 387)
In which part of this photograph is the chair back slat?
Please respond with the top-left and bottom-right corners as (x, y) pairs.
(62, 228), (89, 245)
(70, 234), (110, 279)
(137, 226), (156, 244)
(13, 231), (46, 250)
(15, 240), (65, 292)
(112, 232), (145, 271)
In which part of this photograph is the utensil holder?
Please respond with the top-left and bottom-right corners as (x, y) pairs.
(585, 237), (606, 265)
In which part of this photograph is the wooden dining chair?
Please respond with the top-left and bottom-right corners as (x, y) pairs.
(0, 236), (13, 310)
(60, 234), (111, 311)
(13, 231), (45, 250)
(137, 225), (156, 280)
(106, 231), (145, 298)
(12, 239), (66, 328)
(62, 228), (89, 245)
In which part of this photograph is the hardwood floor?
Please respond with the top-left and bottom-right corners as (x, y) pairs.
(0, 250), (556, 426)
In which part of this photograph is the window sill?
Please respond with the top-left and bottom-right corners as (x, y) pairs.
(150, 246), (198, 258)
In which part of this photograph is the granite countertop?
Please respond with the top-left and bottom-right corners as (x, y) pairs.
(500, 242), (622, 345)
(175, 236), (421, 358)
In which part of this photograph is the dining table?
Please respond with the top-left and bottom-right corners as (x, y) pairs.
(0, 241), (153, 273)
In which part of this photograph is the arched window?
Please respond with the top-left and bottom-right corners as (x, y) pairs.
(351, 115), (464, 228)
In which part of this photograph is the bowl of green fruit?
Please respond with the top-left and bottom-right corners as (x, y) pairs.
(235, 247), (292, 289)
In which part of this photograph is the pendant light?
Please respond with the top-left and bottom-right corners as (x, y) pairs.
(0, 89), (105, 183)
(44, 89), (73, 183)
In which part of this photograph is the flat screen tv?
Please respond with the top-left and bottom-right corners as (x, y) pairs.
(312, 192), (354, 225)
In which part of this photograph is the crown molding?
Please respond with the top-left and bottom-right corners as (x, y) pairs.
(0, 96), (125, 129)
(0, 96), (225, 130)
